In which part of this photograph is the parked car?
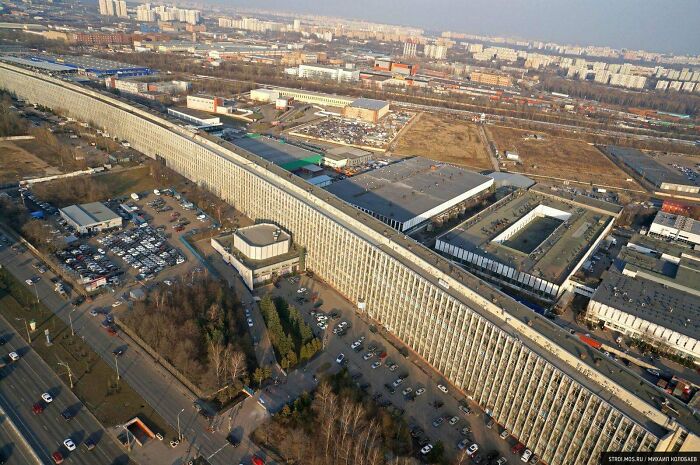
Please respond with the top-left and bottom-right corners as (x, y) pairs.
(437, 383), (448, 393)
(521, 450), (533, 462)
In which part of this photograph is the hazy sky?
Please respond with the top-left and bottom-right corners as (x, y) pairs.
(226, 0), (700, 55)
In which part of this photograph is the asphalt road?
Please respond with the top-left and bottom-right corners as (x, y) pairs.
(0, 316), (128, 465)
(0, 229), (277, 465)
(0, 411), (38, 465)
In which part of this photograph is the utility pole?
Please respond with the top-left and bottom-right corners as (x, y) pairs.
(57, 360), (74, 388)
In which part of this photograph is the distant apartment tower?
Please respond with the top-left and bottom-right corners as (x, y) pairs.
(293, 19), (301, 31)
(403, 41), (417, 57)
(98, 0), (115, 16)
(115, 0), (127, 18)
(424, 44), (448, 60)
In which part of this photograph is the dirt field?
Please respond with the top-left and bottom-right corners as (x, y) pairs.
(485, 125), (643, 190)
(393, 113), (493, 170)
(0, 140), (61, 183)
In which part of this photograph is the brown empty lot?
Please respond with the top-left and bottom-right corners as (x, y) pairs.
(0, 140), (60, 184)
(394, 113), (493, 169)
(486, 125), (642, 189)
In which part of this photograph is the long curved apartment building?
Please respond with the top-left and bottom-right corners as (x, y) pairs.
(1, 61), (697, 462)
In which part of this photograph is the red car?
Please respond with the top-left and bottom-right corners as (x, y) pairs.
(252, 456), (265, 465)
(32, 402), (44, 415)
(52, 451), (63, 464)
(106, 327), (118, 336)
(512, 443), (525, 454)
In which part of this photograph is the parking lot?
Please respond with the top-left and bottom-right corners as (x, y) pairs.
(265, 276), (529, 464)
(289, 111), (415, 150)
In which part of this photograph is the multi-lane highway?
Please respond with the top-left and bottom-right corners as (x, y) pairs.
(0, 407), (39, 465)
(0, 316), (128, 465)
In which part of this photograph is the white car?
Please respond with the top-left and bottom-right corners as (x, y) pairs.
(41, 393), (53, 403)
(467, 443), (479, 456)
(335, 353), (345, 364)
(350, 341), (362, 350)
(437, 384), (448, 393)
(8, 352), (19, 362)
(420, 444), (433, 455)
(89, 309), (99, 317)
(521, 450), (532, 462)
(415, 388), (425, 396)
(112, 300), (123, 307)
(63, 438), (76, 451)
(25, 279), (33, 286)
(247, 318), (254, 327)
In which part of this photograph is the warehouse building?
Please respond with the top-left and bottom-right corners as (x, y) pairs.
(648, 211), (700, 246)
(186, 95), (234, 114)
(586, 271), (700, 363)
(322, 146), (373, 169)
(615, 234), (700, 298)
(342, 97), (390, 123)
(167, 107), (223, 131)
(211, 224), (300, 289)
(59, 202), (122, 234)
(4, 62), (698, 461)
(327, 157), (493, 232)
(250, 87), (354, 107)
(602, 146), (700, 194)
(435, 189), (615, 301)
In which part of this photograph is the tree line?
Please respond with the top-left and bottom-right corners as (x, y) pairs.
(123, 277), (256, 399)
(259, 295), (321, 369)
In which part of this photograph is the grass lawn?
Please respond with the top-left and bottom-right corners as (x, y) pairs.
(0, 269), (175, 437)
(98, 166), (160, 198)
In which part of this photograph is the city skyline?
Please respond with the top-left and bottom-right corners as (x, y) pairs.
(223, 0), (700, 55)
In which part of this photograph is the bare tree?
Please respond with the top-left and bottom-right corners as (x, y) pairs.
(228, 349), (246, 384)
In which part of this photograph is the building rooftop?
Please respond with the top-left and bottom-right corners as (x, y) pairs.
(487, 171), (535, 189)
(325, 146), (372, 161)
(236, 223), (290, 248)
(231, 135), (322, 171)
(28, 54), (151, 75)
(0, 56), (75, 73)
(168, 107), (221, 123)
(60, 202), (120, 227)
(592, 271), (700, 338)
(326, 157), (493, 224)
(439, 189), (613, 284)
(349, 97), (389, 110)
(652, 211), (700, 236)
(602, 145), (698, 189)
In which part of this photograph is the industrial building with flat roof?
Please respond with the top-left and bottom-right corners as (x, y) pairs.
(326, 157), (493, 232)
(211, 223), (300, 289)
(59, 202), (122, 234)
(617, 234), (700, 297)
(231, 135), (322, 171)
(322, 146), (373, 168)
(167, 107), (222, 130)
(342, 97), (390, 123)
(649, 211), (700, 246)
(436, 189), (615, 301)
(586, 270), (700, 362)
(602, 145), (700, 194)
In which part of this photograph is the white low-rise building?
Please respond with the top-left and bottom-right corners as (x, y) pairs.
(211, 224), (300, 289)
(648, 211), (700, 246)
(59, 202), (122, 234)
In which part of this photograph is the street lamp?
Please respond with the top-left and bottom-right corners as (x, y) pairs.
(69, 307), (76, 336)
(15, 317), (31, 342)
(177, 408), (185, 442)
